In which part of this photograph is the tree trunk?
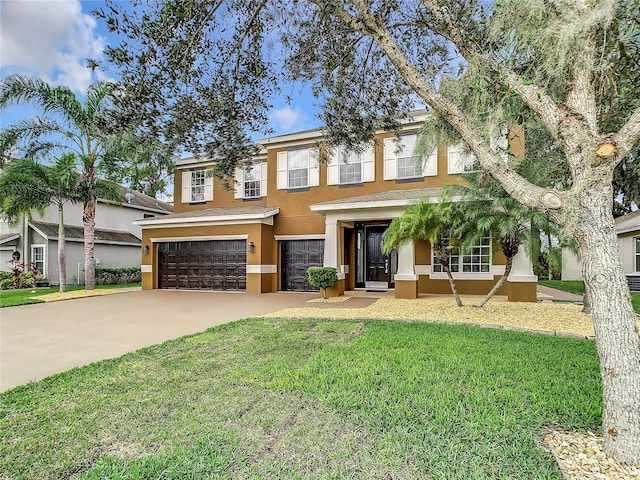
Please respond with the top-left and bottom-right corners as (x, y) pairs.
(442, 263), (463, 307)
(475, 257), (513, 308)
(575, 186), (640, 464)
(83, 199), (97, 290)
(547, 231), (553, 281)
(57, 205), (67, 293)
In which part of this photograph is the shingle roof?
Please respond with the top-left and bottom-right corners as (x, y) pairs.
(145, 205), (279, 221)
(0, 233), (20, 244)
(311, 187), (442, 209)
(31, 221), (141, 245)
(615, 209), (640, 234)
(102, 187), (173, 214)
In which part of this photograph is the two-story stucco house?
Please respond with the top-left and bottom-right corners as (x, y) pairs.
(134, 111), (538, 301)
(0, 188), (172, 285)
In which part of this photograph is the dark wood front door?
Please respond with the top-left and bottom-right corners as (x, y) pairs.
(366, 227), (389, 287)
(281, 239), (324, 292)
(157, 240), (246, 290)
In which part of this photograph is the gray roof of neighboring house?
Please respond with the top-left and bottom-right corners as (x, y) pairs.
(615, 209), (640, 235)
(0, 233), (20, 245)
(101, 187), (173, 214)
(30, 221), (141, 245)
(311, 187), (443, 209)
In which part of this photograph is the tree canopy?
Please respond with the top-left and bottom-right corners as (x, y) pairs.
(98, 0), (640, 463)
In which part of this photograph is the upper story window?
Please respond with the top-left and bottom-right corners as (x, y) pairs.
(327, 144), (375, 186)
(181, 168), (214, 204)
(383, 133), (437, 181)
(276, 147), (320, 190)
(432, 236), (491, 273)
(234, 162), (268, 200)
(447, 145), (478, 174)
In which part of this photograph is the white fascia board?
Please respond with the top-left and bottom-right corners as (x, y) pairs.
(617, 226), (640, 235)
(55, 237), (140, 246)
(0, 233), (20, 245)
(28, 223), (49, 241)
(151, 234), (249, 243)
(133, 208), (280, 227)
(310, 195), (463, 214)
(176, 156), (217, 167)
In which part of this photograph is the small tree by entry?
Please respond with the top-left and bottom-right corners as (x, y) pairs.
(307, 267), (338, 300)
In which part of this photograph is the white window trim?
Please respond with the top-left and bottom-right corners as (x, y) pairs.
(327, 143), (375, 186)
(383, 134), (437, 180)
(181, 168), (213, 204)
(276, 148), (319, 190)
(635, 237), (640, 272)
(447, 144), (478, 174)
(235, 162), (268, 199)
(431, 237), (492, 276)
(30, 243), (46, 276)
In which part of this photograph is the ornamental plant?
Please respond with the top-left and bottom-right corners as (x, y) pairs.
(307, 267), (338, 300)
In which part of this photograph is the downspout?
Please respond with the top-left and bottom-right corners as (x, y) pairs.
(23, 214), (29, 266)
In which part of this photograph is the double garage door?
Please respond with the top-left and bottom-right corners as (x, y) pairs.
(158, 240), (246, 290)
(157, 239), (324, 292)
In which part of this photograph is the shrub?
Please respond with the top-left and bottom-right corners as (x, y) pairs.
(95, 266), (141, 285)
(0, 271), (11, 281)
(307, 266), (338, 299)
(0, 278), (13, 290)
(19, 271), (36, 289)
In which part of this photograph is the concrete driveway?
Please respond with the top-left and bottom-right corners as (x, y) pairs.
(0, 290), (315, 392)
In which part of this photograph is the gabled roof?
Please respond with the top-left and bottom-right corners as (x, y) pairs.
(615, 209), (640, 235)
(310, 187), (443, 213)
(30, 221), (141, 245)
(133, 205), (280, 227)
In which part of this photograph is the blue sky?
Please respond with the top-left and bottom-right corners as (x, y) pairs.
(0, 0), (322, 136)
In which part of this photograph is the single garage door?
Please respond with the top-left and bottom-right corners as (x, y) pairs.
(281, 239), (324, 292)
(158, 240), (246, 290)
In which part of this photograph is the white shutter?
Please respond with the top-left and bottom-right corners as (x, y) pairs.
(362, 143), (375, 182)
(260, 162), (268, 197)
(204, 169), (214, 201)
(423, 148), (438, 177)
(234, 166), (244, 199)
(309, 147), (320, 187)
(327, 148), (339, 185)
(383, 138), (397, 180)
(181, 171), (191, 203)
(277, 151), (288, 190)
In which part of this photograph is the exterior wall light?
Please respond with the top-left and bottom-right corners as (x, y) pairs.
(143, 245), (150, 255)
(247, 241), (255, 253)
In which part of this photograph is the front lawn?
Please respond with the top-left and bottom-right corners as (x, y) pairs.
(539, 280), (640, 313)
(1, 318), (601, 479)
(0, 283), (140, 308)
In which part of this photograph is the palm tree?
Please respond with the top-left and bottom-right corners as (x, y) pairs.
(0, 155), (80, 293)
(0, 76), (119, 289)
(383, 196), (466, 306)
(444, 170), (558, 307)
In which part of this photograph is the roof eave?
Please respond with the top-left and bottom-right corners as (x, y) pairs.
(132, 208), (280, 226)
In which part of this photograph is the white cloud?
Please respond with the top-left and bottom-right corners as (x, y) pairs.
(0, 0), (106, 92)
(270, 106), (306, 133)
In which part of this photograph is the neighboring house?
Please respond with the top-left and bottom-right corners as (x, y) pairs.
(134, 110), (538, 301)
(562, 209), (640, 292)
(0, 188), (173, 285)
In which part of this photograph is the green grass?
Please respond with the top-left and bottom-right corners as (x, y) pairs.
(0, 283), (140, 308)
(1, 318), (602, 479)
(539, 280), (640, 313)
(538, 280), (585, 295)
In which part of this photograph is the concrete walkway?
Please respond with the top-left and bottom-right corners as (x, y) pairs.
(0, 290), (315, 392)
(537, 285), (584, 301)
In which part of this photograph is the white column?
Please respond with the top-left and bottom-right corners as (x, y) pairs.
(507, 247), (538, 282)
(324, 219), (345, 279)
(394, 242), (419, 281)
